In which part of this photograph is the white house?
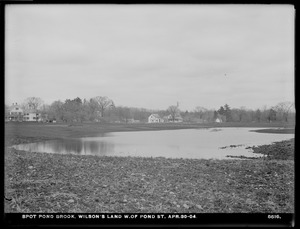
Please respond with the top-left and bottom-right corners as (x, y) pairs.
(174, 114), (183, 123)
(23, 111), (41, 122)
(148, 114), (163, 123)
(7, 103), (45, 122)
(127, 118), (140, 123)
(9, 103), (24, 121)
(215, 117), (223, 123)
(167, 114), (183, 123)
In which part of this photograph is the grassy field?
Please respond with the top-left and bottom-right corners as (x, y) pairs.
(4, 122), (294, 213)
(4, 121), (294, 145)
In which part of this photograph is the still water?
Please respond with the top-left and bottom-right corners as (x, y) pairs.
(12, 128), (294, 160)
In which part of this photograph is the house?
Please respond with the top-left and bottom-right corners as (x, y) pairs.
(23, 110), (41, 122)
(166, 114), (183, 123)
(215, 117), (223, 123)
(174, 114), (183, 123)
(127, 118), (140, 124)
(163, 115), (170, 122)
(7, 103), (45, 122)
(148, 114), (163, 123)
(8, 103), (24, 121)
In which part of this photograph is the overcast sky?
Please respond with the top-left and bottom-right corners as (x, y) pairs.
(5, 4), (294, 111)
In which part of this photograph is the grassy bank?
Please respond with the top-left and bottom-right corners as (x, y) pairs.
(5, 121), (294, 145)
(4, 123), (294, 213)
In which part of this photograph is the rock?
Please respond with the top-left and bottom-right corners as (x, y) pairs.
(183, 204), (189, 209)
(102, 185), (108, 188)
(28, 166), (34, 169)
(176, 205), (180, 208)
(196, 204), (203, 210)
(68, 199), (74, 203)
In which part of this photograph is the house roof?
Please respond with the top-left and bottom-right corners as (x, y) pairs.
(10, 104), (23, 110)
(149, 114), (161, 118)
(23, 111), (40, 115)
(167, 114), (182, 119)
(24, 109), (39, 114)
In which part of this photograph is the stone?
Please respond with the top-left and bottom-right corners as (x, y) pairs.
(196, 204), (203, 210)
(183, 204), (189, 209)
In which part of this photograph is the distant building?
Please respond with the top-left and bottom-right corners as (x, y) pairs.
(163, 115), (170, 122)
(148, 114), (163, 123)
(8, 103), (24, 121)
(23, 110), (41, 122)
(215, 117), (223, 123)
(7, 103), (43, 122)
(166, 114), (183, 123)
(127, 118), (140, 123)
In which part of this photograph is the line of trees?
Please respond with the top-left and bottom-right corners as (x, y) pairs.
(6, 96), (295, 124)
(43, 96), (153, 123)
(211, 103), (295, 123)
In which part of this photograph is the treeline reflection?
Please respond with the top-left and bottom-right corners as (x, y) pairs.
(16, 139), (115, 156)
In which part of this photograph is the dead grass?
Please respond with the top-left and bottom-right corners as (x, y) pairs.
(5, 146), (294, 213)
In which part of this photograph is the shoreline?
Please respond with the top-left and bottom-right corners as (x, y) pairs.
(5, 122), (294, 146)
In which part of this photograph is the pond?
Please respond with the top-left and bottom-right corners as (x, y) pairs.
(12, 128), (294, 160)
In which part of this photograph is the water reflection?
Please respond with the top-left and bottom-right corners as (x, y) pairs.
(14, 138), (115, 156)
(12, 128), (294, 159)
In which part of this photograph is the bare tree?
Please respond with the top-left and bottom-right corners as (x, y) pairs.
(274, 102), (295, 122)
(194, 106), (207, 120)
(91, 96), (115, 118)
(167, 105), (179, 122)
(24, 97), (44, 111)
(254, 109), (262, 122)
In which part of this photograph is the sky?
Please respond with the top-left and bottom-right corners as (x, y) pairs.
(5, 4), (294, 111)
